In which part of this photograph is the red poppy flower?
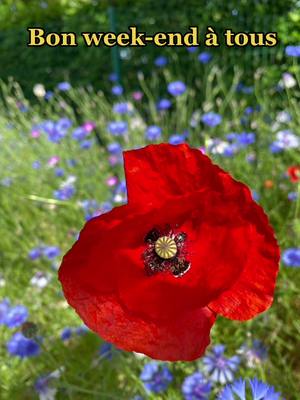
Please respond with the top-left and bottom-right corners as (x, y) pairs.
(287, 165), (300, 183)
(58, 143), (280, 361)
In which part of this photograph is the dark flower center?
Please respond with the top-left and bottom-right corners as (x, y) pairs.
(143, 226), (191, 278)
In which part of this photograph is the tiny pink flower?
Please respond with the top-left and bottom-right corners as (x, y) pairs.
(31, 130), (41, 138)
(109, 155), (121, 166)
(106, 176), (118, 187)
(132, 91), (143, 101)
(83, 121), (96, 133)
(48, 156), (60, 167)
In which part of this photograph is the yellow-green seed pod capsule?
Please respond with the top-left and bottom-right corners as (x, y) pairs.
(155, 236), (177, 259)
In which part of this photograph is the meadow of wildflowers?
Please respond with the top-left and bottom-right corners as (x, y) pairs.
(0, 45), (300, 400)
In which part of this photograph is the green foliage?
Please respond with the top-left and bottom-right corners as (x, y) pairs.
(0, 0), (298, 97)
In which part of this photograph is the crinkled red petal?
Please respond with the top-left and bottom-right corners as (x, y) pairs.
(124, 143), (228, 206)
(208, 201), (280, 320)
(59, 277), (216, 361)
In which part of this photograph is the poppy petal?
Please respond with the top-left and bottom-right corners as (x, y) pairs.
(58, 204), (131, 296)
(59, 278), (216, 361)
(124, 143), (226, 206)
(208, 202), (280, 320)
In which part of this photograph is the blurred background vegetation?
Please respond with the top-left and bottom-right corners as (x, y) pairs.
(0, 0), (299, 96)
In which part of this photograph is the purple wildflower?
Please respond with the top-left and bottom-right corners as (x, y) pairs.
(7, 332), (40, 358)
(182, 372), (211, 400)
(140, 362), (173, 394)
(167, 81), (187, 96)
(202, 112), (222, 127)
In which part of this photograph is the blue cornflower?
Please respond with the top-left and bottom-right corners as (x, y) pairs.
(167, 81), (187, 96)
(288, 192), (298, 201)
(113, 102), (132, 114)
(140, 362), (173, 394)
(28, 247), (42, 260)
(40, 121), (60, 143)
(111, 85), (123, 96)
(41, 120), (69, 143)
(67, 159), (77, 167)
(236, 132), (256, 146)
(269, 142), (282, 154)
(218, 377), (282, 400)
(285, 45), (300, 57)
(54, 168), (65, 177)
(145, 125), (162, 141)
(186, 46), (198, 53)
(182, 372), (211, 400)
(32, 160), (41, 169)
(107, 142), (123, 154)
(45, 91), (53, 100)
(116, 180), (127, 193)
(0, 299), (10, 324)
(109, 72), (118, 82)
(230, 132), (243, 143)
(157, 99), (172, 111)
(282, 248), (300, 267)
(223, 144), (239, 157)
(169, 134), (186, 145)
(236, 83), (254, 94)
(198, 52), (212, 64)
(18, 103), (28, 112)
(226, 133), (238, 141)
(107, 121), (128, 136)
(43, 246), (60, 259)
(226, 132), (238, 143)
(244, 106), (254, 115)
(1, 177), (13, 187)
(99, 342), (114, 360)
(80, 139), (93, 149)
(72, 127), (87, 141)
(57, 82), (71, 91)
(202, 112), (222, 127)
(7, 332), (40, 358)
(249, 340), (267, 361)
(154, 56), (168, 67)
(54, 185), (75, 201)
(56, 117), (72, 131)
(4, 305), (28, 328)
(202, 345), (240, 384)
(239, 340), (267, 368)
(35, 374), (57, 399)
(61, 327), (72, 341)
